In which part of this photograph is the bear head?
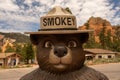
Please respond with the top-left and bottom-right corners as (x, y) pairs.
(30, 33), (89, 74)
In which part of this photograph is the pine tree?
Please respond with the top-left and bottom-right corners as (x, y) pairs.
(5, 45), (15, 52)
(25, 43), (34, 64)
(84, 32), (100, 48)
(15, 44), (22, 54)
(111, 26), (120, 52)
(99, 23), (106, 49)
(106, 30), (112, 49)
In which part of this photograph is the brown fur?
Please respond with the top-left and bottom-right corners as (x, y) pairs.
(20, 66), (108, 80)
(20, 33), (109, 80)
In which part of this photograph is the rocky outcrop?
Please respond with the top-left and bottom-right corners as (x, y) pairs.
(88, 17), (111, 26)
(79, 17), (114, 43)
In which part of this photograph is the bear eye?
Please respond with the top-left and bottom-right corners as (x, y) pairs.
(68, 41), (77, 48)
(44, 41), (53, 48)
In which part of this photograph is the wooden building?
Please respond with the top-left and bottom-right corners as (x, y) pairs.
(84, 49), (117, 60)
(0, 53), (21, 67)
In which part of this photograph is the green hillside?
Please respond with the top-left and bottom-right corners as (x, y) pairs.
(0, 32), (30, 43)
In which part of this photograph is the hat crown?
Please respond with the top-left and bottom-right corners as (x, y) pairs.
(46, 6), (71, 15)
(40, 6), (77, 30)
(25, 6), (93, 35)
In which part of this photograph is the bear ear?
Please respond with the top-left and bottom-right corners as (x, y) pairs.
(79, 33), (89, 44)
(30, 34), (40, 45)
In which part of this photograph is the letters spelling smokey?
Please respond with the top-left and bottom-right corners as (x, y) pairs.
(41, 16), (76, 28)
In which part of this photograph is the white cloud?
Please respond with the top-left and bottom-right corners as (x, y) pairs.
(69, 0), (115, 25)
(0, 0), (19, 11)
(24, 0), (33, 5)
(0, 0), (119, 32)
(0, 11), (39, 23)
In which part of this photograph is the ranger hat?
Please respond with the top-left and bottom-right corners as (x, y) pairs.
(25, 6), (93, 35)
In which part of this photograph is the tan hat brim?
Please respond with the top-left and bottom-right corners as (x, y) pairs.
(25, 30), (93, 35)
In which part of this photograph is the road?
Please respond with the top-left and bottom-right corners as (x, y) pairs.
(90, 63), (120, 80)
(0, 63), (120, 80)
(0, 66), (37, 80)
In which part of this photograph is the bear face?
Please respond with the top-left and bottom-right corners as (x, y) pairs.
(30, 33), (89, 74)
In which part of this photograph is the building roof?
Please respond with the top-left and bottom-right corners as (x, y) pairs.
(84, 48), (117, 54)
(0, 53), (20, 59)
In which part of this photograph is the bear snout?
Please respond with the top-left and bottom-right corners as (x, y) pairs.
(49, 46), (72, 66)
(54, 45), (67, 57)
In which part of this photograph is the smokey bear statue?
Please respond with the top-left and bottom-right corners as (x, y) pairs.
(20, 6), (109, 80)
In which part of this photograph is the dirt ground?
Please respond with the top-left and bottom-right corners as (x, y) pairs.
(89, 63), (120, 80)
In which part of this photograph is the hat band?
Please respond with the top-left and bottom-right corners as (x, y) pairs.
(38, 28), (77, 31)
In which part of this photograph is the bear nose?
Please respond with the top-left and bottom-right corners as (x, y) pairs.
(54, 46), (67, 57)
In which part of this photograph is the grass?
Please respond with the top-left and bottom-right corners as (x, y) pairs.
(0, 64), (33, 69)
(85, 58), (120, 65)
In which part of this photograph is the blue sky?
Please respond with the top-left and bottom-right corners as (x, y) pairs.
(0, 0), (120, 32)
